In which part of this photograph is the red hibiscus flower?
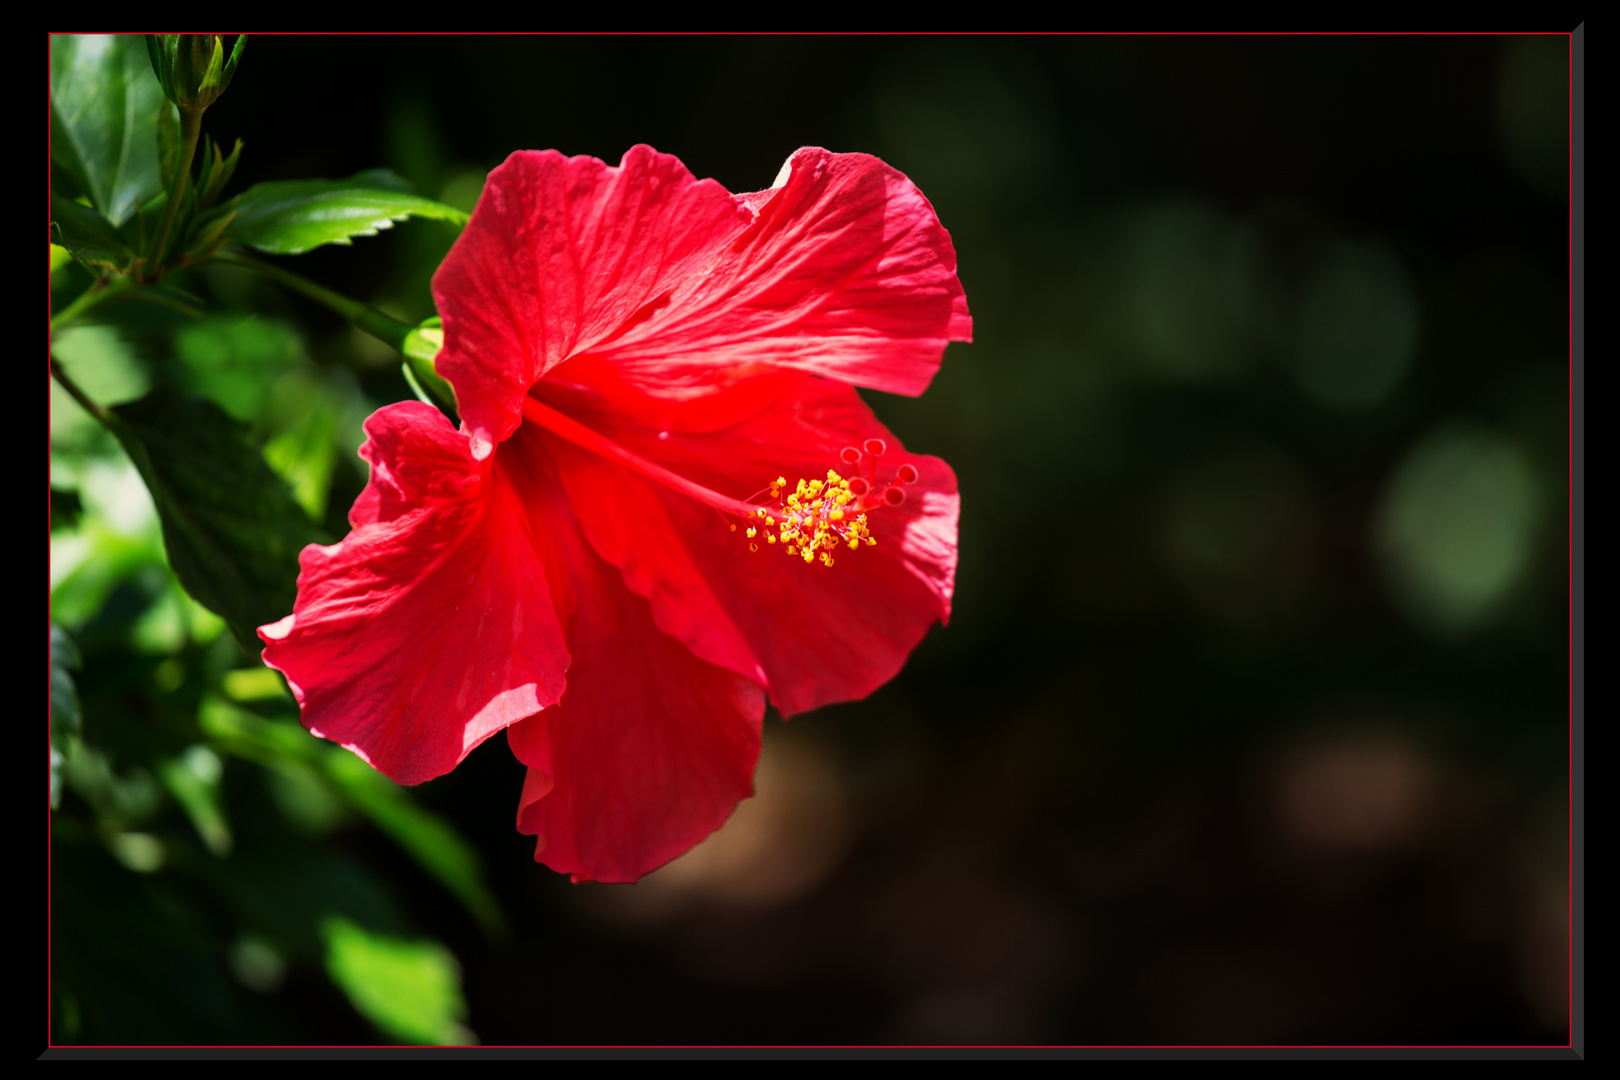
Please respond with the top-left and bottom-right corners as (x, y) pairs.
(259, 145), (971, 883)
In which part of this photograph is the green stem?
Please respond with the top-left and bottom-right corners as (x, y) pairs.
(50, 359), (110, 425)
(49, 275), (135, 334)
(150, 105), (204, 277)
(213, 250), (413, 351)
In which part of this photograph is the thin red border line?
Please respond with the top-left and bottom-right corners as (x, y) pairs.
(45, 1043), (1578, 1050)
(47, 27), (1581, 1055)
(1565, 27), (1576, 1051)
(45, 30), (1584, 36)
(47, 30), (57, 1056)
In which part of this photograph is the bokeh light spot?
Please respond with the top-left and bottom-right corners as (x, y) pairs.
(108, 831), (165, 873)
(1278, 734), (1434, 852)
(230, 936), (287, 994)
(1287, 242), (1419, 411)
(1376, 425), (1540, 634)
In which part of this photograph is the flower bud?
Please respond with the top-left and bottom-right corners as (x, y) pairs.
(146, 34), (246, 111)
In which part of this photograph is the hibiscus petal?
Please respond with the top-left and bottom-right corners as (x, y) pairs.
(259, 402), (570, 786)
(433, 146), (755, 448)
(500, 437), (765, 884)
(534, 371), (957, 717)
(600, 147), (972, 399)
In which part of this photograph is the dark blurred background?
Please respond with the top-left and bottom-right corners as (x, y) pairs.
(52, 34), (1572, 1046)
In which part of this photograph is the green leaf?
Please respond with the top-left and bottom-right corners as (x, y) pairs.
(196, 697), (505, 936)
(50, 35), (171, 227)
(105, 387), (327, 654)
(322, 753), (506, 937)
(52, 843), (242, 1043)
(50, 624), (83, 811)
(198, 138), (244, 209)
(157, 745), (232, 855)
(222, 35), (248, 91)
(263, 392), (340, 520)
(183, 208), (237, 263)
(50, 624), (83, 733)
(321, 918), (474, 1045)
(51, 195), (133, 272)
(222, 174), (469, 255)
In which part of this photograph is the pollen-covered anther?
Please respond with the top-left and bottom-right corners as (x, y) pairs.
(737, 464), (883, 568)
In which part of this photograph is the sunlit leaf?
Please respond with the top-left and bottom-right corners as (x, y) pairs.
(198, 695), (319, 766)
(158, 745), (232, 855)
(173, 315), (305, 422)
(48, 459), (168, 629)
(220, 173), (468, 255)
(263, 392), (340, 520)
(221, 667), (287, 703)
(51, 325), (151, 407)
(321, 917), (474, 1045)
(106, 387), (327, 654)
(50, 34), (173, 227)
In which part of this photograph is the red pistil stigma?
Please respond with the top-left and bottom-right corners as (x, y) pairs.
(864, 438), (887, 456)
(884, 486), (907, 506)
(896, 463), (919, 484)
(840, 446), (862, 465)
(847, 476), (870, 497)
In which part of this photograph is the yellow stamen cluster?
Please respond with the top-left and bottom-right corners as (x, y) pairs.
(745, 471), (875, 567)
